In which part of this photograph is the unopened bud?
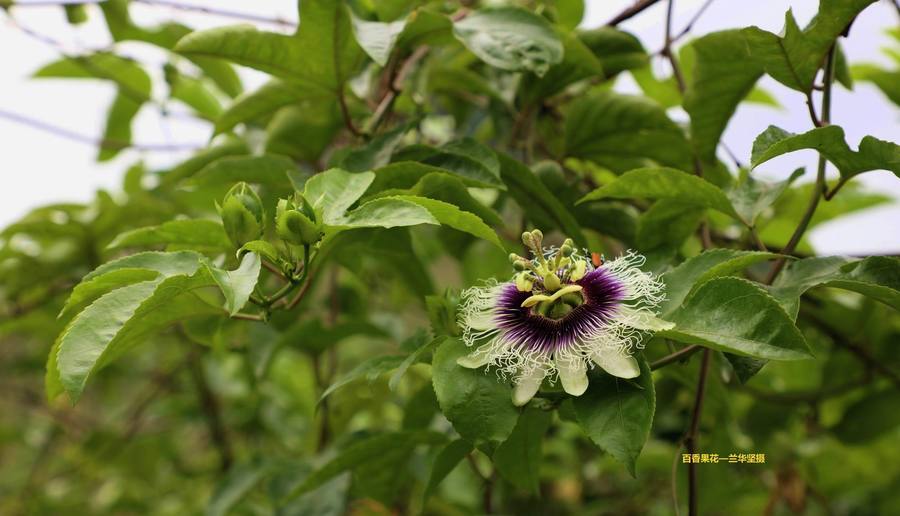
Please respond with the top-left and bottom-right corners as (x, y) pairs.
(219, 182), (264, 247)
(276, 195), (323, 246)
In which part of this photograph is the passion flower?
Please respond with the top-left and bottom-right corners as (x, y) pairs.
(457, 230), (672, 406)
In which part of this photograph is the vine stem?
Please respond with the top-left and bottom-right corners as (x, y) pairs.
(651, 345), (701, 370)
(765, 44), (837, 284)
(606, 0), (665, 26)
(685, 349), (711, 516)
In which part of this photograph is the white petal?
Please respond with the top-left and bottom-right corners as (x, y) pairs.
(555, 354), (588, 396)
(618, 307), (675, 332)
(512, 367), (547, 407)
(457, 343), (497, 368)
(464, 310), (495, 331)
(591, 348), (641, 379)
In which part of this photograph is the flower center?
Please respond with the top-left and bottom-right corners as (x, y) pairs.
(533, 291), (585, 320)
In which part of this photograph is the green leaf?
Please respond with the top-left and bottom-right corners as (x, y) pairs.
(635, 199), (704, 255)
(206, 252), (261, 315)
(405, 172), (502, 226)
(573, 355), (655, 476)
(107, 219), (231, 251)
(659, 249), (784, 317)
(423, 439), (473, 503)
(393, 138), (504, 189)
(215, 80), (319, 135)
(341, 122), (413, 172)
(336, 197), (438, 229)
(319, 355), (406, 401)
(34, 52), (151, 100)
(206, 460), (271, 516)
(84, 250), (206, 282)
(493, 407), (551, 493)
(98, 91), (143, 161)
(265, 103), (341, 163)
(58, 268), (161, 321)
(304, 169), (375, 224)
(163, 138), (249, 186)
(54, 269), (219, 401)
(659, 277), (811, 360)
(432, 338), (519, 443)
(741, 0), (877, 92)
(684, 30), (763, 166)
(578, 27), (647, 77)
(518, 32), (604, 105)
(564, 92), (693, 173)
(498, 153), (586, 247)
(349, 11), (406, 66)
(283, 431), (447, 502)
(770, 256), (900, 318)
(751, 125), (900, 185)
(853, 63), (900, 106)
(389, 336), (444, 392)
(186, 154), (298, 189)
(578, 167), (741, 221)
(832, 389), (900, 444)
(388, 195), (503, 249)
(175, 0), (363, 92)
(728, 168), (805, 226)
(452, 6), (563, 77)
(166, 68), (223, 120)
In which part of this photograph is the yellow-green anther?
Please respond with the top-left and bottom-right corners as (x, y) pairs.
(516, 272), (534, 292)
(570, 260), (587, 281)
(521, 231), (536, 249)
(560, 244), (574, 257)
(521, 284), (582, 308)
(513, 260), (528, 271)
(543, 272), (561, 291)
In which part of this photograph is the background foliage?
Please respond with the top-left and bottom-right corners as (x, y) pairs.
(1, 0), (899, 514)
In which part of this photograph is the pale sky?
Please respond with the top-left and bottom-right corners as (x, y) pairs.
(1, 0), (898, 254)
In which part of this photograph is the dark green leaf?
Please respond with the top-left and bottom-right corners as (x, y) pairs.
(573, 355), (655, 476)
(107, 219), (231, 251)
(493, 407), (551, 493)
(423, 439), (473, 503)
(432, 338), (519, 443)
(659, 277), (811, 360)
(452, 7), (563, 76)
(832, 389), (900, 444)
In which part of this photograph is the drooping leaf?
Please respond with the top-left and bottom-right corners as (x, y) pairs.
(573, 355), (655, 476)
(349, 11), (406, 66)
(387, 195), (503, 249)
(751, 125), (900, 185)
(742, 0), (877, 92)
(53, 268), (219, 401)
(422, 439), (473, 503)
(578, 167), (742, 221)
(452, 7), (563, 77)
(206, 460), (272, 516)
(728, 168), (805, 226)
(684, 30), (763, 167)
(206, 252), (261, 315)
(659, 249), (784, 317)
(319, 355), (407, 402)
(175, 0), (363, 92)
(770, 256), (900, 318)
(564, 92), (693, 173)
(832, 389), (900, 444)
(432, 338), (519, 443)
(283, 431), (447, 502)
(186, 154), (298, 189)
(336, 198), (438, 229)
(493, 406), (552, 493)
(214, 80), (318, 135)
(659, 277), (811, 360)
(393, 138), (504, 189)
(107, 219), (231, 251)
(499, 153), (586, 247)
(853, 63), (900, 106)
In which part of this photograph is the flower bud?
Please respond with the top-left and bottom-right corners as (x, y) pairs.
(276, 194), (323, 246)
(219, 182), (264, 248)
